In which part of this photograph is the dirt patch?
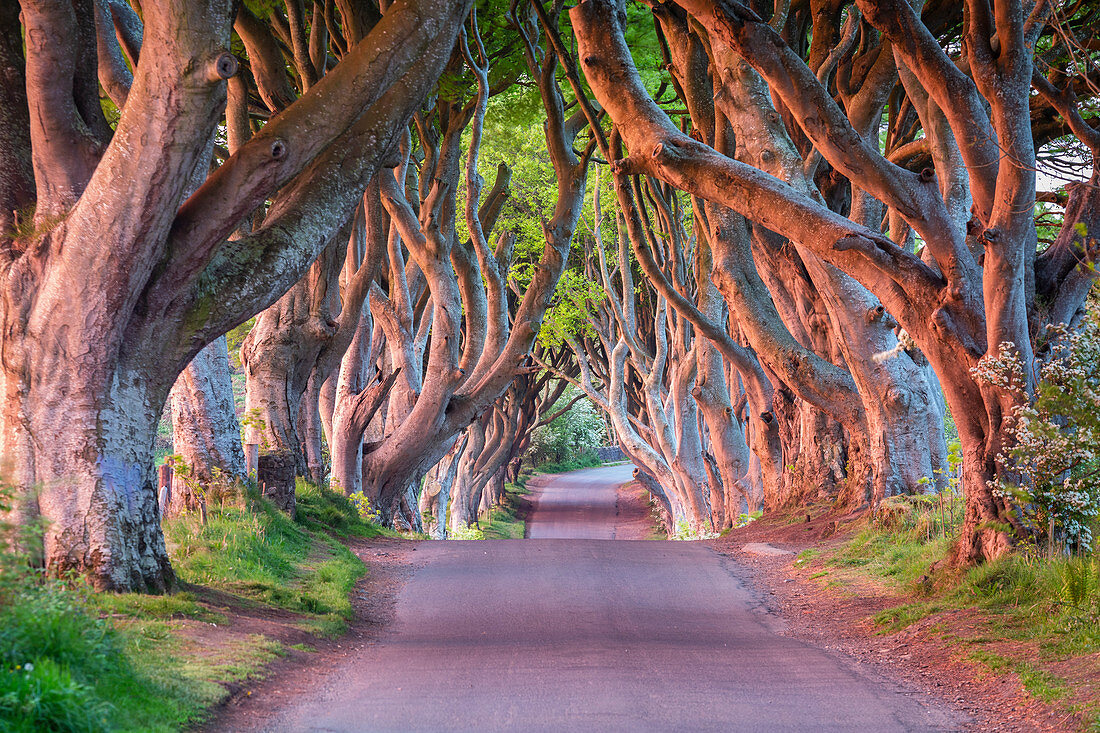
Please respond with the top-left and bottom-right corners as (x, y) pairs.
(711, 513), (1086, 732)
(197, 536), (420, 731)
(614, 479), (660, 539)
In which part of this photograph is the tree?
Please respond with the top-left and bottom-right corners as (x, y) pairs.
(0, 0), (474, 590)
(569, 0), (1100, 562)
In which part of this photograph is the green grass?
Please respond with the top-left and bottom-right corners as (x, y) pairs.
(0, 580), (259, 732)
(89, 591), (217, 622)
(0, 478), (399, 732)
(481, 495), (527, 540)
(795, 548), (821, 566)
(295, 479), (400, 539)
(828, 503), (1100, 715)
(164, 483), (379, 635)
(534, 449), (602, 474)
(967, 648), (1070, 703)
(833, 526), (953, 589)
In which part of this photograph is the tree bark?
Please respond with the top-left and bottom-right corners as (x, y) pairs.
(168, 337), (245, 515)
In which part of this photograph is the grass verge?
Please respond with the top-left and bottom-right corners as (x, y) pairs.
(789, 497), (1100, 725)
(1, 478), (393, 731)
(480, 484), (529, 539)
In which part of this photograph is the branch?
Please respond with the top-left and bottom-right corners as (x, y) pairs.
(171, 0), (474, 272)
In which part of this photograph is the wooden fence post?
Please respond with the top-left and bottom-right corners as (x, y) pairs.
(244, 443), (259, 480)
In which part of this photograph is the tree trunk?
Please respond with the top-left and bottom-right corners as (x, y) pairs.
(420, 437), (465, 539)
(2, 362), (174, 591)
(298, 367), (327, 483)
(167, 336), (245, 515)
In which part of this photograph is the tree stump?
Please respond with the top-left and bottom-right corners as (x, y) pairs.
(258, 451), (296, 518)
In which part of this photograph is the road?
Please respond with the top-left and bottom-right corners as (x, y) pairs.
(525, 463), (633, 539)
(255, 465), (958, 732)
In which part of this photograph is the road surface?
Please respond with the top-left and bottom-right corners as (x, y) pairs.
(525, 463), (633, 539)
(254, 465), (958, 732)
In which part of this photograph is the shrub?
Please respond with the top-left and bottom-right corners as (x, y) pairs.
(449, 524), (485, 540)
(974, 316), (1100, 550)
(535, 449), (601, 474)
(528, 389), (606, 467)
(345, 491), (382, 526)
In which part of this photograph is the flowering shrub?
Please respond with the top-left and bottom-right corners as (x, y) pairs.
(974, 317), (1100, 550)
(346, 491), (382, 525)
(527, 389), (606, 466)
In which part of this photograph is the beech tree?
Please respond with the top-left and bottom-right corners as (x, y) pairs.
(0, 0), (474, 590)
(568, 0), (1100, 562)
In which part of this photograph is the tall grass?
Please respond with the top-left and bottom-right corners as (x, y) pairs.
(833, 493), (1100, 659)
(164, 479), (383, 633)
(0, 474), (217, 731)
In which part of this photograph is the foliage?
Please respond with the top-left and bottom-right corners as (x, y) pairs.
(974, 315), (1100, 549)
(527, 389), (606, 466)
(163, 456), (243, 512)
(535, 449), (602, 474)
(344, 491), (383, 526)
(224, 317), (255, 370)
(449, 524), (486, 540)
(668, 519), (719, 541)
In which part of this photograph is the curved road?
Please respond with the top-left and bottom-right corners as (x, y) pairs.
(254, 465), (958, 732)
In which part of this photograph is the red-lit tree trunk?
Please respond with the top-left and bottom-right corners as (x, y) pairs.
(168, 337), (245, 515)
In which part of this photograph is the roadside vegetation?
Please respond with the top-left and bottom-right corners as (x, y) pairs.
(525, 390), (607, 475)
(793, 498), (1100, 726)
(481, 483), (533, 540)
(0, 474), (391, 731)
(761, 317), (1100, 725)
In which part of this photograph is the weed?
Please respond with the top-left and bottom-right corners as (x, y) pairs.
(968, 649), (1069, 703)
(795, 548), (820, 566)
(873, 602), (940, 632)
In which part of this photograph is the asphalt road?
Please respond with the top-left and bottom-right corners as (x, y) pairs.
(259, 465), (958, 732)
(525, 463), (633, 539)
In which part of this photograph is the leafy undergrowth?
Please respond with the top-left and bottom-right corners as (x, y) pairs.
(1, 478), (393, 732)
(792, 498), (1100, 727)
(532, 449), (602, 474)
